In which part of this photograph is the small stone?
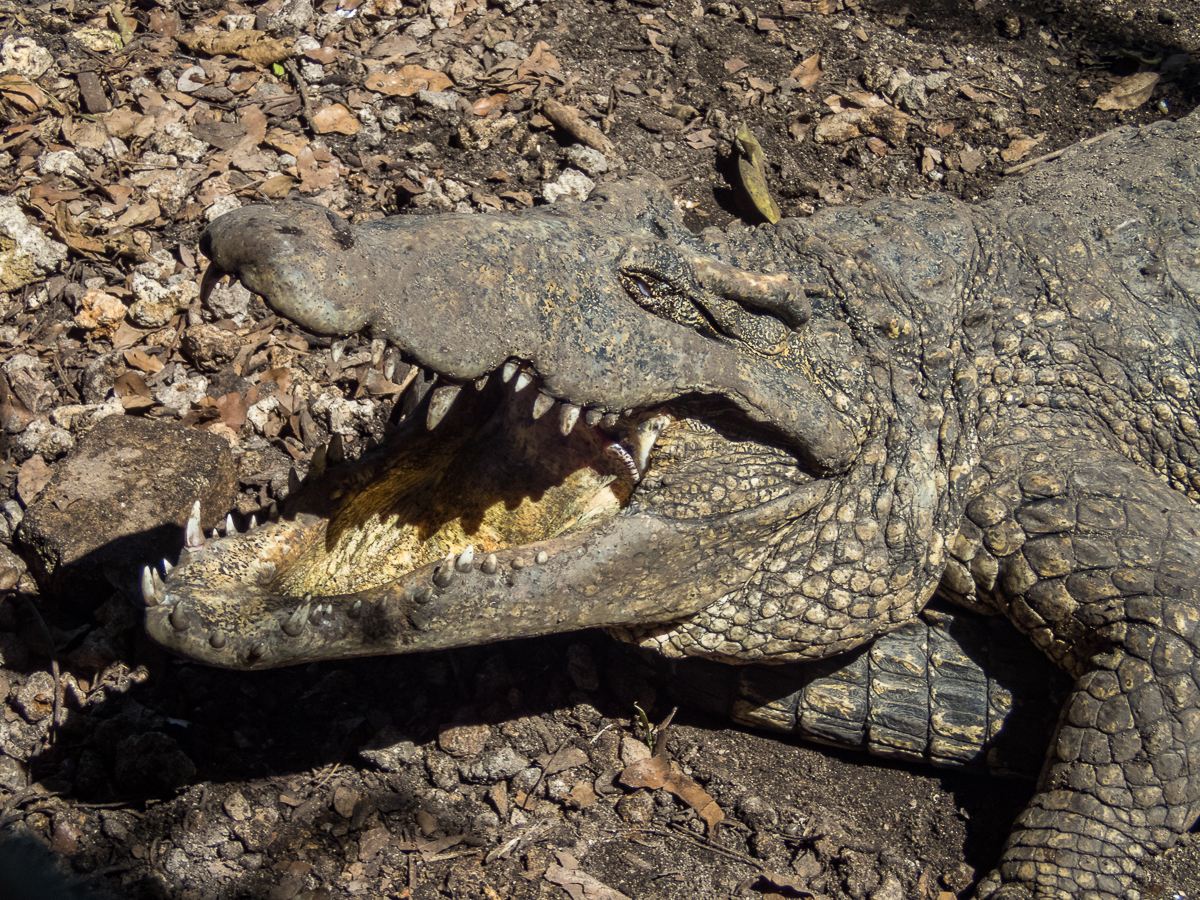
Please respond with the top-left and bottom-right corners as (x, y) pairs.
(543, 169), (595, 204)
(360, 727), (421, 772)
(182, 324), (242, 372)
(0, 199), (68, 292)
(438, 721), (490, 758)
(0, 36), (53, 78)
(620, 735), (652, 766)
(332, 783), (359, 818)
(461, 747), (530, 784)
(416, 90), (458, 111)
(129, 272), (199, 328)
(564, 145), (608, 175)
(223, 792), (252, 821)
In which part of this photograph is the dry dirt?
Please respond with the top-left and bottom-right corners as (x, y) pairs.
(0, 0), (1198, 897)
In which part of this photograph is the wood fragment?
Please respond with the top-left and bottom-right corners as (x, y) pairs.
(541, 99), (616, 157)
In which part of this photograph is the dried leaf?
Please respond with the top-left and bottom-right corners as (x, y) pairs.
(313, 103), (361, 135)
(265, 126), (308, 156)
(619, 755), (724, 833)
(176, 30), (292, 65)
(734, 124), (781, 224)
(114, 370), (152, 398)
(789, 53), (822, 91)
(686, 128), (717, 149)
(365, 66), (453, 96)
(724, 58), (748, 74)
(216, 392), (249, 430)
(117, 199), (161, 227)
(1094, 72), (1159, 111)
(17, 455), (53, 506)
(123, 348), (164, 375)
(0, 75), (47, 112)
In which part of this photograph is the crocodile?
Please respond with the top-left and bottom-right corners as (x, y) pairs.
(143, 105), (1200, 899)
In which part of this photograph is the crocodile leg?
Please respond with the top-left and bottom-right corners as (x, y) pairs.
(641, 600), (1068, 778)
(945, 433), (1200, 900)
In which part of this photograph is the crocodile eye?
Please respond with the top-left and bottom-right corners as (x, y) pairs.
(619, 268), (715, 337)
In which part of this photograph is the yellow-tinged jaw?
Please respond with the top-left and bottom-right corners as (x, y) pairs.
(270, 380), (639, 597)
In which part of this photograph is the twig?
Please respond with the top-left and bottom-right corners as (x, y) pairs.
(284, 59), (318, 135)
(1002, 130), (1111, 176)
(644, 824), (766, 868)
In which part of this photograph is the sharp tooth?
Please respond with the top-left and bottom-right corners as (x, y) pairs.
(225, 514), (238, 536)
(482, 553), (498, 575)
(185, 501), (204, 550)
(349, 599), (363, 619)
(141, 566), (160, 607)
(209, 630), (227, 649)
(330, 339), (346, 363)
(474, 374), (489, 391)
(433, 552), (455, 587)
(427, 384), (462, 429)
(628, 413), (670, 473)
(532, 391), (555, 419)
(288, 468), (301, 495)
(328, 434), (345, 464)
(370, 338), (386, 365)
(170, 603), (190, 632)
(283, 599), (311, 636)
(502, 361), (518, 382)
(248, 643), (266, 662)
(514, 371), (532, 392)
(269, 502), (280, 522)
(584, 408), (602, 427)
(455, 546), (475, 572)
(162, 558), (173, 575)
(210, 529), (220, 540)
(401, 368), (435, 418)
(248, 514), (258, 530)
(559, 403), (581, 435)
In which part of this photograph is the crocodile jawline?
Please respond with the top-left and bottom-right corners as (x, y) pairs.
(143, 370), (827, 669)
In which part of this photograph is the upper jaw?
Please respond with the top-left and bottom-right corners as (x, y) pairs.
(199, 181), (865, 476)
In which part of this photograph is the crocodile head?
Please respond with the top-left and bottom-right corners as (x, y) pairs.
(145, 176), (968, 669)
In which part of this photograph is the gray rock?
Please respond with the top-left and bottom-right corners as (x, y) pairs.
(461, 746), (529, 784)
(16, 416), (237, 604)
(0, 199), (67, 292)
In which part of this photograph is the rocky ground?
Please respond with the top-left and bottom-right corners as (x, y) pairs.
(0, 0), (1198, 897)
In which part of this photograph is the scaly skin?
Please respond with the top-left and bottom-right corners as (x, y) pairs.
(145, 107), (1200, 898)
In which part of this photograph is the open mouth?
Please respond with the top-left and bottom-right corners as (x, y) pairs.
(143, 353), (826, 669)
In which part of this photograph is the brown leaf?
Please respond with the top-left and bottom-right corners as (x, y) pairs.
(313, 103), (361, 135)
(724, 58), (748, 74)
(113, 370), (152, 399)
(619, 755), (724, 833)
(123, 348), (164, 375)
(176, 30), (292, 65)
(265, 126), (308, 156)
(0, 75), (47, 112)
(54, 203), (106, 256)
(365, 66), (453, 96)
(789, 53), (822, 90)
(259, 174), (296, 198)
(1094, 72), (1159, 111)
(17, 455), (53, 506)
(117, 199), (161, 227)
(216, 392), (248, 430)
